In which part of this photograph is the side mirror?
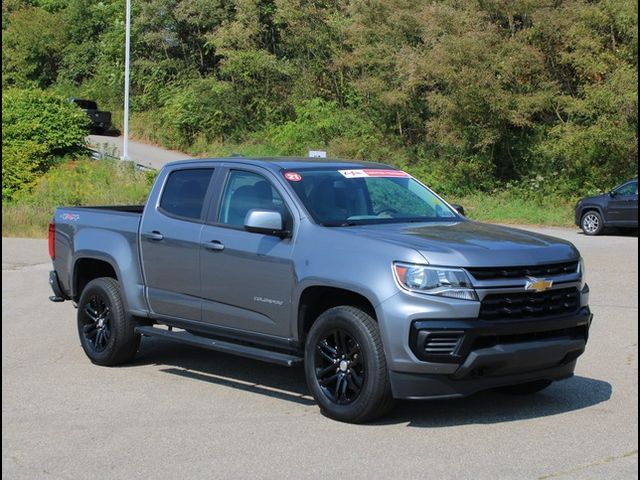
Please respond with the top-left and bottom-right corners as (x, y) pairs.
(244, 210), (289, 237)
(609, 190), (618, 197)
(450, 204), (466, 216)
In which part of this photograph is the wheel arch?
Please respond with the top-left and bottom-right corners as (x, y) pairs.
(296, 285), (378, 345)
(580, 205), (605, 222)
(73, 256), (119, 301)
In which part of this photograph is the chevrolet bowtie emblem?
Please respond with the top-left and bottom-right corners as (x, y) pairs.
(524, 277), (553, 293)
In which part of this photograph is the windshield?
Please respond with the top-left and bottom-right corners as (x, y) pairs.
(283, 168), (459, 226)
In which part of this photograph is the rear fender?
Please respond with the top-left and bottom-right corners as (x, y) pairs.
(72, 228), (147, 314)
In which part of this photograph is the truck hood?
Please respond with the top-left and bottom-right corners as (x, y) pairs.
(344, 220), (579, 267)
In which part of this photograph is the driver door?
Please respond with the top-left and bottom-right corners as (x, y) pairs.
(199, 168), (296, 338)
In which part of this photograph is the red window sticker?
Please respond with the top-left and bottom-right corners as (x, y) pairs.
(284, 172), (302, 182)
(362, 169), (411, 178)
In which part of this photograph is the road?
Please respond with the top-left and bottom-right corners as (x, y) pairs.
(2, 226), (637, 479)
(88, 134), (193, 169)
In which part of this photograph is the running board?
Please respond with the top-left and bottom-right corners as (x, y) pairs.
(135, 326), (303, 367)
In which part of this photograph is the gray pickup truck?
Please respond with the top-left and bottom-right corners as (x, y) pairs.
(49, 157), (592, 422)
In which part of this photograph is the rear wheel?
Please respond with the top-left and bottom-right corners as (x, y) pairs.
(496, 379), (552, 395)
(581, 211), (604, 235)
(304, 306), (393, 423)
(77, 277), (140, 366)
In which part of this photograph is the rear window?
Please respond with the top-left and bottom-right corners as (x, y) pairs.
(159, 169), (214, 220)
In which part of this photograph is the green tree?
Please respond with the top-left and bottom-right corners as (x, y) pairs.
(2, 6), (66, 88)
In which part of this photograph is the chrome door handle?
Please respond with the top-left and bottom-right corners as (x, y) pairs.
(203, 240), (225, 251)
(145, 231), (164, 241)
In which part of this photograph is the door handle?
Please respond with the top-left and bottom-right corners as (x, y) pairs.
(203, 240), (225, 251)
(145, 231), (164, 241)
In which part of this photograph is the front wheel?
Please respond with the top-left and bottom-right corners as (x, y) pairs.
(77, 277), (140, 366)
(304, 306), (393, 423)
(581, 211), (604, 235)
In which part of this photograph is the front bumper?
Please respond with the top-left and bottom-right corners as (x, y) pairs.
(390, 359), (579, 400)
(384, 304), (592, 399)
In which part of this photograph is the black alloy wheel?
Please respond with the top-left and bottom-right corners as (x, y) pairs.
(77, 277), (139, 366)
(80, 294), (112, 353)
(314, 329), (365, 405)
(304, 306), (393, 423)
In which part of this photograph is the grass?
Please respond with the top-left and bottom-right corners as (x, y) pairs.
(449, 192), (575, 227)
(2, 158), (157, 238)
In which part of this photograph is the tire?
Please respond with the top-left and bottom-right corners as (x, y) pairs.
(304, 306), (393, 423)
(581, 211), (604, 235)
(496, 379), (552, 395)
(77, 277), (140, 366)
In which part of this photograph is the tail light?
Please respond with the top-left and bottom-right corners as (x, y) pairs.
(48, 221), (55, 260)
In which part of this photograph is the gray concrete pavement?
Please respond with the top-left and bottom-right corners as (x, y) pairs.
(88, 134), (193, 169)
(2, 228), (637, 479)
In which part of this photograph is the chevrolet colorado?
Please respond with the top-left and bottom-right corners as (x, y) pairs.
(49, 157), (592, 422)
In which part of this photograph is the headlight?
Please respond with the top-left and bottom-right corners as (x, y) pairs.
(393, 262), (478, 301)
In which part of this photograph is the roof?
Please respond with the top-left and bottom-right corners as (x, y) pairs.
(164, 156), (392, 171)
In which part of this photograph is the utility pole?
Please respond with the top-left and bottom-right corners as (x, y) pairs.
(122, 0), (131, 160)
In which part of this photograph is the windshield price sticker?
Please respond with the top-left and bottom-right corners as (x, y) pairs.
(338, 169), (411, 179)
(284, 172), (303, 181)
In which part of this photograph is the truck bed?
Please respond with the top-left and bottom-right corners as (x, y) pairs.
(52, 205), (146, 306)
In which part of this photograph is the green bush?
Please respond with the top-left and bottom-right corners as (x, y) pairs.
(1, 142), (48, 199)
(2, 88), (89, 199)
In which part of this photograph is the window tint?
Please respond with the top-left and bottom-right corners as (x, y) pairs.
(615, 181), (638, 196)
(219, 171), (285, 226)
(159, 169), (214, 220)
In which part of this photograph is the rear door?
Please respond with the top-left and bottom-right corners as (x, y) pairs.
(199, 167), (296, 338)
(140, 167), (216, 320)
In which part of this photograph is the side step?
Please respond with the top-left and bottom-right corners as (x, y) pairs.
(135, 326), (303, 367)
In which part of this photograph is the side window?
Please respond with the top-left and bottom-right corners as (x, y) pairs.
(615, 181), (638, 196)
(159, 169), (214, 221)
(218, 171), (285, 227)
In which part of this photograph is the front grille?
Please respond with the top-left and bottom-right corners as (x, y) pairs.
(467, 261), (579, 281)
(479, 287), (581, 320)
(422, 332), (464, 355)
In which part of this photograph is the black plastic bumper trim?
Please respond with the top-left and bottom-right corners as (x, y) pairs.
(409, 308), (592, 363)
(389, 361), (577, 400)
(48, 270), (67, 302)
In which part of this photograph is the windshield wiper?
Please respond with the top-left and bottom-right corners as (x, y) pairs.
(322, 221), (358, 227)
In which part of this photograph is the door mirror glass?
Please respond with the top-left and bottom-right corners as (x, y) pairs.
(244, 210), (288, 237)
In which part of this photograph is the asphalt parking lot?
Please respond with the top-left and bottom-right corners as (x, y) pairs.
(2, 227), (637, 479)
